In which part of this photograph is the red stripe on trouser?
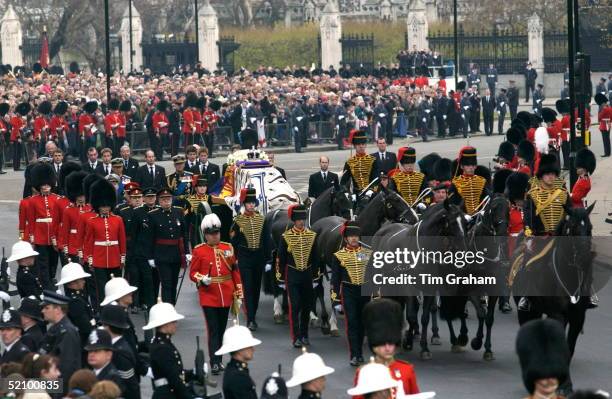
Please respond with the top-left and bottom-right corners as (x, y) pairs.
(285, 266), (295, 342)
(340, 283), (352, 359)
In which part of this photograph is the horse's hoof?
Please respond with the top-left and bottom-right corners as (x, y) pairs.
(471, 337), (483, 351)
(420, 351), (432, 360)
(273, 315), (284, 324)
(321, 326), (331, 335)
(431, 336), (441, 346)
(413, 331), (421, 339)
(483, 351), (495, 361)
(451, 345), (465, 353)
(330, 329), (340, 337)
(457, 334), (469, 347)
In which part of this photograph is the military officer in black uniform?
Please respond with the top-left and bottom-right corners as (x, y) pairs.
(100, 304), (141, 399)
(118, 186), (143, 308)
(330, 221), (372, 367)
(39, 290), (82, 391)
(230, 187), (267, 331)
(130, 187), (159, 309)
(56, 262), (96, 349)
(167, 155), (194, 208)
(8, 241), (44, 299)
(0, 308), (31, 364)
(276, 204), (320, 348)
(85, 328), (125, 395)
(17, 296), (45, 352)
(216, 322), (261, 399)
(143, 299), (195, 399)
(143, 188), (189, 305)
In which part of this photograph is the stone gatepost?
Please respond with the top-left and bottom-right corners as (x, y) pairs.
(120, 4), (143, 72)
(528, 13), (545, 86)
(199, 0), (220, 72)
(1, 5), (23, 67)
(406, 0), (429, 51)
(320, 1), (342, 70)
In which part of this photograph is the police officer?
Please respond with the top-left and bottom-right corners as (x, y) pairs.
(17, 296), (45, 352)
(143, 300), (195, 399)
(507, 80), (520, 121)
(8, 241), (43, 298)
(55, 262), (95, 349)
(276, 204), (320, 348)
(286, 348), (335, 399)
(100, 304), (141, 399)
(486, 63), (498, 94)
(340, 130), (378, 196)
(85, 328), (125, 395)
(39, 290), (82, 391)
(496, 88), (508, 135)
(216, 322), (261, 399)
(167, 155), (194, 207)
(330, 221), (372, 366)
(190, 213), (243, 374)
(230, 187), (266, 331)
(0, 308), (31, 364)
(144, 188), (189, 305)
(130, 187), (159, 309)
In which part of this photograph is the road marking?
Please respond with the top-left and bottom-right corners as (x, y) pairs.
(0, 200), (19, 204)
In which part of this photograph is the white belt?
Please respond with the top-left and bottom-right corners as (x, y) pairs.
(94, 240), (119, 246)
(154, 378), (168, 387)
(36, 218), (52, 223)
(70, 229), (77, 234)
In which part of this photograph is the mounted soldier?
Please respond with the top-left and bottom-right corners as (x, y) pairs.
(388, 147), (426, 206)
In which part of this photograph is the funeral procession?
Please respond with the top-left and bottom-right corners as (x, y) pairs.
(0, 0), (610, 398)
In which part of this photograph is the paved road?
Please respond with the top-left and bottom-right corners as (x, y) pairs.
(1, 131), (610, 398)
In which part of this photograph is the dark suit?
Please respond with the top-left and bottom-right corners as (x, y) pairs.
(371, 151), (397, 175)
(121, 158), (139, 177)
(0, 339), (30, 364)
(482, 95), (496, 136)
(308, 170), (340, 199)
(189, 161), (221, 188)
(135, 164), (166, 190)
(112, 336), (141, 399)
(84, 160), (102, 175)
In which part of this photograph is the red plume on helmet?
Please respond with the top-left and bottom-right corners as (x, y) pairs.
(339, 221), (349, 236)
(240, 188), (248, 204)
(348, 129), (359, 143)
(287, 204), (298, 220)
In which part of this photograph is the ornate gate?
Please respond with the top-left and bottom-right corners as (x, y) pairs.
(340, 33), (374, 71)
(142, 37), (197, 74)
(217, 36), (240, 74)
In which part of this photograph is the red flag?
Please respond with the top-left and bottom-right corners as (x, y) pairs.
(39, 30), (49, 69)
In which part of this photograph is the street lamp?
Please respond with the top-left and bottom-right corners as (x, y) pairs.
(129, 0), (133, 72)
(567, 0), (577, 188)
(104, 0), (111, 105)
(195, 0), (200, 63)
(453, 0), (458, 87)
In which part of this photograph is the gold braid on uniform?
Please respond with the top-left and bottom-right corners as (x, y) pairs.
(347, 154), (375, 191)
(452, 174), (486, 215)
(234, 213), (264, 249)
(527, 186), (567, 233)
(334, 247), (372, 285)
(282, 228), (317, 271)
(392, 171), (424, 205)
(528, 176), (566, 190)
(186, 194), (209, 214)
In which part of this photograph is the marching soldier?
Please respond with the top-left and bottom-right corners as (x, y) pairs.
(152, 100), (170, 161)
(144, 188), (189, 305)
(78, 101), (99, 162)
(286, 348), (335, 399)
(354, 299), (420, 398)
(10, 102), (31, 170)
(118, 186), (143, 304)
(18, 296), (45, 352)
(55, 262), (95, 349)
(276, 204), (320, 348)
(0, 308), (31, 364)
(183, 93), (200, 149)
(450, 147), (489, 216)
(105, 98), (121, 151)
(595, 93), (611, 157)
(347, 359), (402, 399)
(58, 171), (91, 263)
(494, 141), (516, 171)
(34, 101), (52, 151)
(571, 148), (596, 209)
(190, 214), (243, 374)
(230, 187), (266, 331)
(143, 299), (195, 399)
(100, 276), (139, 354)
(216, 322), (261, 399)
(330, 221), (372, 366)
(167, 155), (194, 207)
(389, 147), (426, 206)
(39, 289), (82, 390)
(82, 179), (127, 306)
(8, 241), (43, 299)
(340, 130), (378, 196)
(516, 140), (535, 176)
(130, 187), (159, 309)
(185, 176), (213, 247)
(50, 101), (69, 151)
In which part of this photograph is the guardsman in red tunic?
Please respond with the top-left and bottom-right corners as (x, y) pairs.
(58, 171), (91, 263)
(50, 101), (69, 147)
(182, 93), (199, 148)
(203, 99), (222, 157)
(34, 101), (52, 147)
(0, 103), (10, 174)
(116, 100), (131, 155)
(571, 148), (596, 208)
(104, 99), (121, 152)
(11, 102), (31, 171)
(595, 93), (611, 157)
(83, 179), (126, 306)
(19, 194), (32, 241)
(78, 101), (99, 161)
(516, 140), (535, 176)
(27, 163), (60, 288)
(75, 174), (104, 262)
(190, 213), (243, 375)
(494, 141), (516, 171)
(51, 162), (81, 265)
(151, 100), (169, 161)
(353, 299), (420, 399)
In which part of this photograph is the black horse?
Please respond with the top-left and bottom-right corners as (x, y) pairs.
(370, 200), (468, 359)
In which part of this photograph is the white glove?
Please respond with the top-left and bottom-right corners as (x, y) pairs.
(365, 190), (374, 198)
(334, 304), (343, 313)
(185, 254), (192, 263)
(293, 126), (299, 132)
(6, 267), (10, 278)
(148, 259), (156, 268)
(200, 274), (212, 286)
(0, 291), (10, 302)
(416, 203), (427, 211)
(146, 367), (154, 379)
(265, 263), (272, 272)
(464, 214), (472, 223)
(278, 283), (285, 290)
(443, 115), (447, 120)
(351, 194), (357, 202)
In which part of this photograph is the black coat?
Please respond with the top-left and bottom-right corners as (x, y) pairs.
(112, 336), (141, 399)
(16, 266), (43, 298)
(122, 158), (139, 178)
(482, 95), (496, 114)
(150, 333), (194, 399)
(0, 339), (30, 364)
(66, 289), (95, 347)
(39, 316), (82, 386)
(96, 362), (126, 395)
(143, 206), (189, 263)
(135, 164), (166, 190)
(222, 358), (257, 399)
(21, 323), (45, 352)
(371, 151), (398, 175)
(308, 170), (340, 199)
(188, 161), (221, 188)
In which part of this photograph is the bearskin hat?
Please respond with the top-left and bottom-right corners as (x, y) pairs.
(497, 141), (515, 162)
(53, 101), (68, 115)
(516, 111), (532, 128)
(37, 101), (52, 115)
(398, 147), (416, 165)
(475, 165), (491, 187)
(594, 93), (609, 106)
(505, 172), (530, 202)
(196, 96), (207, 111)
(0, 103), (9, 117)
(119, 100), (132, 112)
(69, 61), (80, 74)
(83, 173), (104, 203)
(492, 169), (512, 194)
(59, 162), (81, 192)
(363, 298), (403, 349)
(530, 114), (543, 128)
(541, 108), (558, 124)
(65, 171), (88, 202)
(108, 99), (120, 111)
(31, 163), (56, 191)
(341, 220), (361, 238)
(516, 319), (570, 394)
(555, 99), (570, 114)
(32, 62), (43, 74)
(517, 140), (535, 163)
(457, 81), (467, 91)
(418, 152), (441, 178)
(458, 146), (477, 166)
(536, 153), (560, 178)
(506, 126), (525, 145)
(185, 93), (199, 108)
(84, 101), (98, 114)
(209, 100), (222, 111)
(348, 129), (368, 145)
(432, 158), (452, 183)
(16, 102), (31, 116)
(288, 204), (308, 221)
(240, 128), (258, 150)
(90, 179), (117, 211)
(575, 148), (596, 175)
(157, 100), (169, 112)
